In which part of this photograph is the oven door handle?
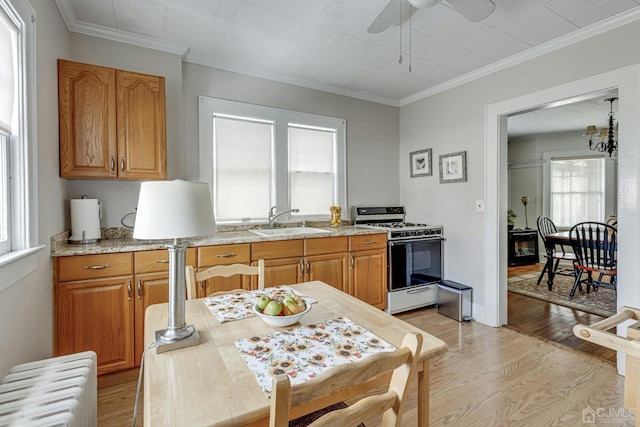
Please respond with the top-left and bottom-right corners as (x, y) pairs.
(388, 237), (445, 246)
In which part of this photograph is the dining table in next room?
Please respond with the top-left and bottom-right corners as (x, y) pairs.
(143, 281), (448, 427)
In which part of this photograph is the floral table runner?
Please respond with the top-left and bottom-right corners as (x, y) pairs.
(202, 286), (315, 323)
(235, 316), (396, 397)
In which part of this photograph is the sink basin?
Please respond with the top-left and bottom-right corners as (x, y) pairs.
(249, 227), (331, 237)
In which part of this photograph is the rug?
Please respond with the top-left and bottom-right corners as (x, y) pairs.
(508, 272), (616, 318)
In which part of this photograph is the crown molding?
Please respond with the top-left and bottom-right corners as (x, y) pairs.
(399, 6), (640, 107)
(184, 54), (401, 107)
(54, 0), (188, 56)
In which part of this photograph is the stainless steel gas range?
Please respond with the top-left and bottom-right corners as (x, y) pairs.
(353, 206), (444, 314)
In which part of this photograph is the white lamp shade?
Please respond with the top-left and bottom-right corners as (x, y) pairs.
(133, 180), (216, 240)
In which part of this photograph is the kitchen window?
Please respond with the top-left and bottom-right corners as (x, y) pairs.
(199, 97), (346, 224)
(0, 0), (42, 292)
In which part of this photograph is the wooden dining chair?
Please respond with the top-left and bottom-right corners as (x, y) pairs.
(568, 222), (617, 300)
(269, 332), (422, 427)
(186, 259), (265, 299)
(536, 216), (577, 285)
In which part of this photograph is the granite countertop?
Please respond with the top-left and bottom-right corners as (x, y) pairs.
(50, 225), (387, 257)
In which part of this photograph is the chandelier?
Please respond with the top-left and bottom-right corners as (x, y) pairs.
(583, 97), (618, 157)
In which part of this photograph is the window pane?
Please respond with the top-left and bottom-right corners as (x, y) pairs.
(550, 157), (604, 227)
(289, 126), (335, 215)
(0, 133), (9, 252)
(214, 116), (273, 222)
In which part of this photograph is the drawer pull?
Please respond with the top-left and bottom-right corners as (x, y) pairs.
(216, 253), (237, 258)
(155, 259), (169, 263)
(407, 287), (431, 294)
(362, 240), (376, 245)
(83, 264), (111, 270)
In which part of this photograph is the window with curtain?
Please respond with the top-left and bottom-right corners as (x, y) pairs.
(200, 97), (346, 224)
(550, 156), (604, 228)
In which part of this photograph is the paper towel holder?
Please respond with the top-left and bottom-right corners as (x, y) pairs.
(68, 195), (102, 244)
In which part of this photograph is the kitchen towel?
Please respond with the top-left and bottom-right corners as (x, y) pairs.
(69, 198), (101, 243)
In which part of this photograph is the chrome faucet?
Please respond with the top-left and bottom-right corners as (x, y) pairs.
(267, 206), (300, 228)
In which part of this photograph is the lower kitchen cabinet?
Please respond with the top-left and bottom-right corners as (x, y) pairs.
(56, 276), (134, 375)
(196, 244), (251, 296)
(349, 234), (387, 309)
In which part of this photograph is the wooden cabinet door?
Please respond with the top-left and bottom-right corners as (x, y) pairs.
(58, 59), (117, 178)
(350, 249), (387, 309)
(116, 70), (166, 180)
(306, 253), (349, 293)
(262, 257), (303, 288)
(134, 272), (169, 366)
(56, 276), (134, 375)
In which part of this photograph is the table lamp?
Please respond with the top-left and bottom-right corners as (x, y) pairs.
(133, 180), (216, 353)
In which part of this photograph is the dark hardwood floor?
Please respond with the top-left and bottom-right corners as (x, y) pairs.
(507, 262), (617, 364)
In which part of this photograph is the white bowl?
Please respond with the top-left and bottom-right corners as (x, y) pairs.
(252, 301), (312, 327)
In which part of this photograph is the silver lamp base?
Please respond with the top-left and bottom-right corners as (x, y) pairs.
(155, 324), (200, 354)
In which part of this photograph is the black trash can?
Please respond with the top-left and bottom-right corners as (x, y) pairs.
(437, 280), (472, 322)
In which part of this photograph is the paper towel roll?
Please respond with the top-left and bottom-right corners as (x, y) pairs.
(69, 198), (101, 243)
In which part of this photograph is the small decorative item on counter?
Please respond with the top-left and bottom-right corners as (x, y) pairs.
(330, 205), (342, 227)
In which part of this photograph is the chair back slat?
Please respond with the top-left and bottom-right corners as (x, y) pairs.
(569, 222), (617, 272)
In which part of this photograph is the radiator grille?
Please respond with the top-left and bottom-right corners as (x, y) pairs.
(0, 351), (97, 427)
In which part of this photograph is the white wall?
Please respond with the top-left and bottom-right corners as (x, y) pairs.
(0, 0), (68, 377)
(182, 62), (400, 214)
(400, 19), (640, 325)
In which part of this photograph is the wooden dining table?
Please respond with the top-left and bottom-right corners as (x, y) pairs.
(542, 231), (572, 290)
(143, 281), (448, 426)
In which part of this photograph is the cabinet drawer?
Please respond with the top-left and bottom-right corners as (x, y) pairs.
(305, 236), (348, 256)
(57, 253), (133, 282)
(134, 248), (196, 274)
(198, 244), (250, 267)
(349, 234), (387, 251)
(252, 239), (304, 260)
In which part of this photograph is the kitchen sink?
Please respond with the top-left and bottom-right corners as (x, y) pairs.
(249, 227), (331, 237)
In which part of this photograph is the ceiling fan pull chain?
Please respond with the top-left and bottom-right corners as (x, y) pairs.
(409, 3), (412, 72)
(398, 0), (403, 64)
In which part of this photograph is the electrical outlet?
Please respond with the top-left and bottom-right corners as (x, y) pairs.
(475, 200), (484, 213)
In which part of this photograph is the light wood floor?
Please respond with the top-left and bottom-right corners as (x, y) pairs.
(98, 306), (630, 426)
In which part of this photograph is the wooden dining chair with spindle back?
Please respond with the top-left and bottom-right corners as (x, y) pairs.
(568, 222), (617, 300)
(536, 216), (577, 286)
(186, 259), (265, 299)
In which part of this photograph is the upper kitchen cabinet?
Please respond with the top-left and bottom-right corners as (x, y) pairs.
(58, 59), (167, 180)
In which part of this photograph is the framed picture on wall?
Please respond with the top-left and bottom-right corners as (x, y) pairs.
(409, 148), (432, 178)
(439, 151), (467, 183)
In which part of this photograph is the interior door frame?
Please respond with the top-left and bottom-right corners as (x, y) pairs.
(484, 65), (640, 371)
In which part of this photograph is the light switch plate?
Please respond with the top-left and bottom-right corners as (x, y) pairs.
(475, 200), (484, 212)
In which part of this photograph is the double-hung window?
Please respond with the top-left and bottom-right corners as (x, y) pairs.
(550, 156), (604, 227)
(0, 4), (16, 256)
(200, 97), (346, 224)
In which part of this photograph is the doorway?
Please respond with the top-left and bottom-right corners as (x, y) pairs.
(484, 65), (640, 371)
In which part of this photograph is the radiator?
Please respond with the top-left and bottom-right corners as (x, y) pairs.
(0, 351), (97, 427)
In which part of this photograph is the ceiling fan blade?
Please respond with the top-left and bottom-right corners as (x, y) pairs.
(408, 0), (440, 9)
(446, 0), (495, 22)
(367, 0), (401, 34)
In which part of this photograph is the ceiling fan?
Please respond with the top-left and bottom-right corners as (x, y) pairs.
(367, 0), (496, 34)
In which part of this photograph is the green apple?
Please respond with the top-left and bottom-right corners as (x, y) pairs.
(263, 300), (283, 316)
(256, 295), (271, 310)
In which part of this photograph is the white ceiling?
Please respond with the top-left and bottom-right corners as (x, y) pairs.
(54, 0), (637, 135)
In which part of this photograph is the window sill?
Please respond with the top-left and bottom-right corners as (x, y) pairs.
(0, 245), (46, 293)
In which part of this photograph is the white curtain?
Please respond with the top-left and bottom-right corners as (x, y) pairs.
(0, 11), (14, 134)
